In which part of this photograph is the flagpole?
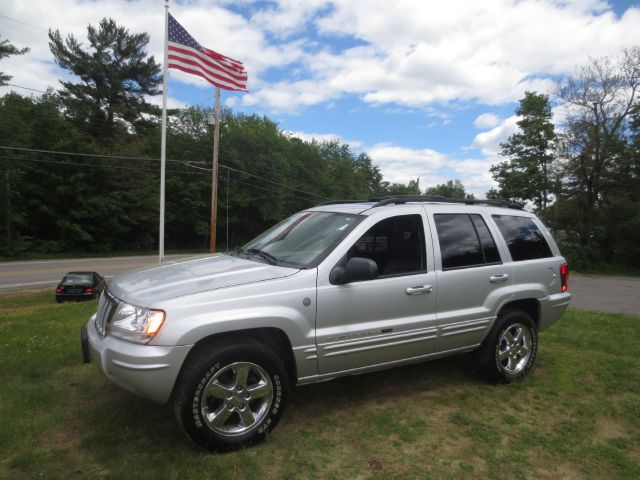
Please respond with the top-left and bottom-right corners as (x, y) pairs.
(159, 0), (169, 263)
(209, 86), (221, 253)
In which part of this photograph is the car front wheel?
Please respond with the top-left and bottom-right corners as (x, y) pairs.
(478, 309), (538, 383)
(173, 339), (288, 452)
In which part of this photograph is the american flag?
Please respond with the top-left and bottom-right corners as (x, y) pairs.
(168, 13), (248, 92)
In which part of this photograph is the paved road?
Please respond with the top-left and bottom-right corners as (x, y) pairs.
(0, 254), (196, 291)
(570, 274), (639, 316)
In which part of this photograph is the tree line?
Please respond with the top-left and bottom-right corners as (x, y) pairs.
(492, 47), (640, 269)
(1, 20), (638, 270)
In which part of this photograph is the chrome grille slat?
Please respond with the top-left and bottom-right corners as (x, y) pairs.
(95, 290), (118, 336)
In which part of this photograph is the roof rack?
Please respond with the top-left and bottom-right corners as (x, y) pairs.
(369, 195), (523, 209)
(317, 199), (374, 206)
(318, 195), (523, 210)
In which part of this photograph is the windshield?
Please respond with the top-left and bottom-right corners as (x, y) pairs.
(240, 211), (363, 268)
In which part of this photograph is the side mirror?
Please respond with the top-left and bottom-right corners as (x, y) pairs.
(330, 257), (379, 285)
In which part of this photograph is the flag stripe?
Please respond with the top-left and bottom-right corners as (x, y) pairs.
(168, 63), (248, 92)
(203, 49), (244, 70)
(167, 13), (248, 91)
(202, 48), (244, 67)
(168, 56), (248, 90)
(168, 44), (247, 81)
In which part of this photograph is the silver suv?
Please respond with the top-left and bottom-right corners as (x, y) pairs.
(82, 196), (571, 451)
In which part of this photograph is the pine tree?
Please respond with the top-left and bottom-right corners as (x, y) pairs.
(491, 91), (557, 211)
(0, 36), (29, 86)
(49, 18), (161, 142)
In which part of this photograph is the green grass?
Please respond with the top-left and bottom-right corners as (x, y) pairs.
(1, 292), (639, 479)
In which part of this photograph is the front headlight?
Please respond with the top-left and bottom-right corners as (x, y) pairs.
(109, 302), (166, 344)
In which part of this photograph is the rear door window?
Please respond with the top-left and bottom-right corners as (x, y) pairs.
(492, 215), (553, 261)
(434, 214), (501, 270)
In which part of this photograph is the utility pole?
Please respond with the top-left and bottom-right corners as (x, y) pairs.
(5, 169), (10, 251)
(210, 87), (221, 253)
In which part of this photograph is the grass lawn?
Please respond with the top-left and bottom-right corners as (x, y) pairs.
(1, 291), (639, 479)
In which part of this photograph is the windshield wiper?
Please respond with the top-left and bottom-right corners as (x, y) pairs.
(245, 248), (278, 265)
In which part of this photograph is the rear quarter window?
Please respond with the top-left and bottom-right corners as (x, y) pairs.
(492, 215), (553, 261)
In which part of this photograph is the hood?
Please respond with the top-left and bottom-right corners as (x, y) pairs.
(107, 254), (299, 306)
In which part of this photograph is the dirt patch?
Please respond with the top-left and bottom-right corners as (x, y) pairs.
(593, 417), (627, 442)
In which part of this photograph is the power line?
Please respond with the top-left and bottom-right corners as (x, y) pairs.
(0, 104), (338, 192)
(220, 165), (329, 200)
(0, 13), (47, 31)
(0, 146), (205, 165)
(0, 105), (334, 185)
(0, 155), (206, 176)
(0, 145), (331, 200)
(2, 83), (47, 93)
(229, 177), (317, 204)
(0, 154), (321, 203)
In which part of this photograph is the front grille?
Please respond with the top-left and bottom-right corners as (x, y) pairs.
(95, 290), (118, 336)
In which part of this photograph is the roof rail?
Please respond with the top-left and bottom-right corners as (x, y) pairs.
(317, 199), (373, 206)
(318, 196), (523, 210)
(368, 195), (523, 210)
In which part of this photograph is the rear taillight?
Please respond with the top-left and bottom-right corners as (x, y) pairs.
(560, 263), (569, 292)
(86, 287), (94, 294)
(56, 287), (62, 294)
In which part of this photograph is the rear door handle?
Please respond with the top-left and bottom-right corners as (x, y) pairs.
(490, 274), (510, 283)
(405, 285), (433, 295)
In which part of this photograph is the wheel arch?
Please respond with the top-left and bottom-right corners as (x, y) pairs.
(497, 298), (540, 329)
(172, 327), (297, 399)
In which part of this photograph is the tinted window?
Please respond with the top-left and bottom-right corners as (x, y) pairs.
(435, 214), (484, 269)
(492, 215), (553, 261)
(470, 215), (501, 263)
(347, 215), (426, 277)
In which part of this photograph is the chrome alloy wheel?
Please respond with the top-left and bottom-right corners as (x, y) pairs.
(201, 362), (274, 436)
(497, 323), (532, 374)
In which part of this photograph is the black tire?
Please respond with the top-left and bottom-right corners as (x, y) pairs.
(478, 309), (538, 383)
(173, 338), (288, 452)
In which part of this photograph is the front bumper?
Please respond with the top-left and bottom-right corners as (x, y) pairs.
(539, 292), (572, 331)
(84, 315), (193, 404)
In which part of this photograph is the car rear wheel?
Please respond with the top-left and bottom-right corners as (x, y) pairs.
(478, 309), (538, 383)
(173, 338), (288, 452)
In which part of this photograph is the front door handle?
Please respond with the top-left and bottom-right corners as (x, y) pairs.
(490, 274), (510, 283)
(405, 285), (433, 295)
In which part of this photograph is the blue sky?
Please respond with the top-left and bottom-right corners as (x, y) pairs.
(2, 0), (640, 195)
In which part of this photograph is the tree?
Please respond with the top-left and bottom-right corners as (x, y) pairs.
(425, 179), (474, 199)
(0, 36), (29, 86)
(378, 178), (421, 196)
(48, 18), (161, 142)
(491, 91), (557, 211)
(554, 47), (640, 251)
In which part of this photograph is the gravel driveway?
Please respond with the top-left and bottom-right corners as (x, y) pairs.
(570, 274), (640, 316)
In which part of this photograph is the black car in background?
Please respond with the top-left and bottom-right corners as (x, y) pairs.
(56, 272), (105, 302)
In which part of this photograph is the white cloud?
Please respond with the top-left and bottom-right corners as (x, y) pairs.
(247, 0), (640, 112)
(368, 143), (448, 186)
(364, 142), (498, 197)
(474, 113), (501, 129)
(283, 130), (363, 149)
(250, 0), (327, 38)
(470, 115), (519, 158)
(3, 0), (640, 113)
